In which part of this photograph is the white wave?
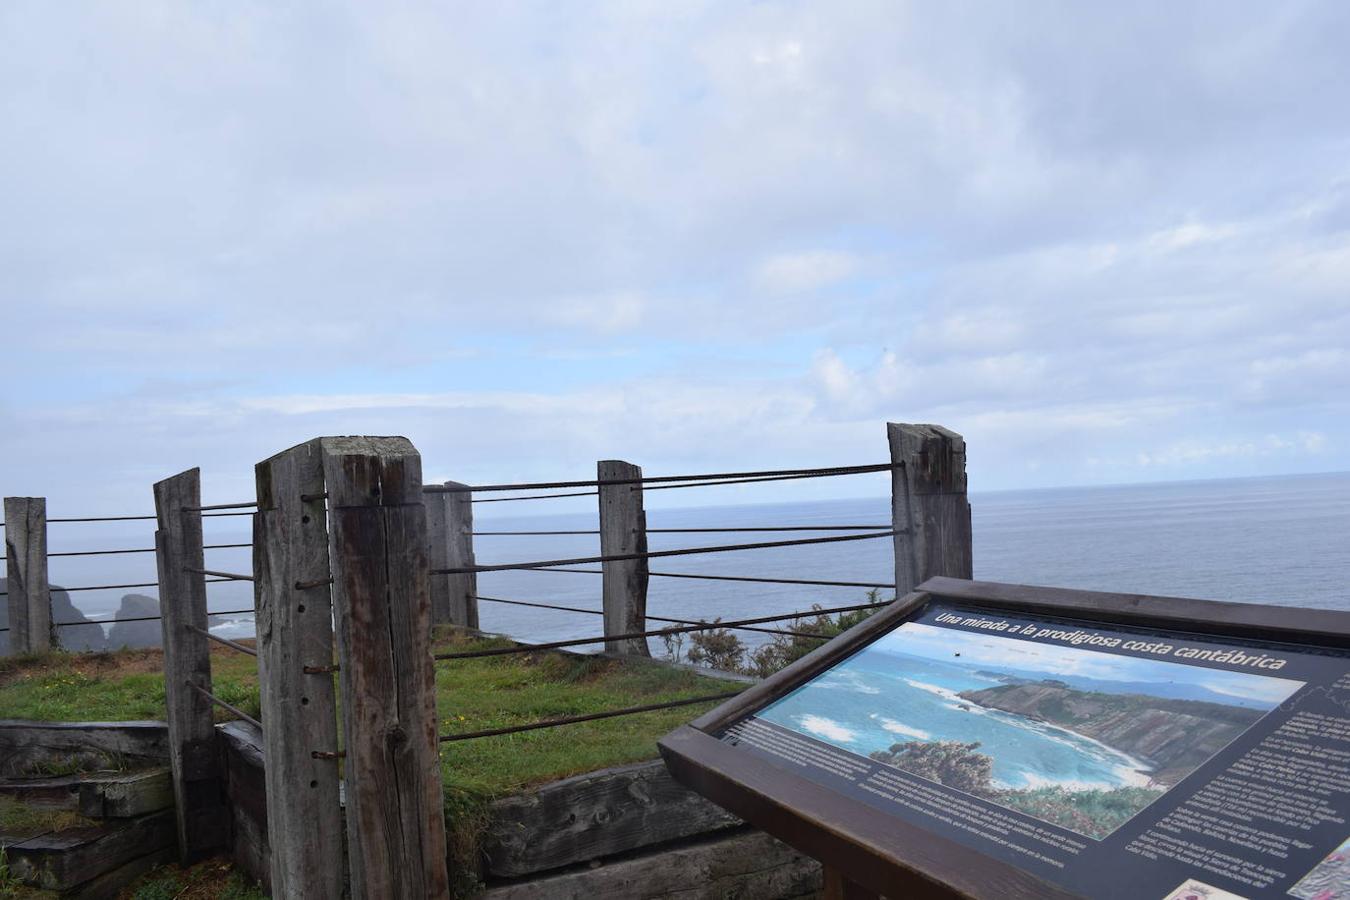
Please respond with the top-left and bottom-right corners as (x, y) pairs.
(903, 679), (964, 702)
(815, 671), (881, 695)
(1005, 770), (1148, 792)
(798, 714), (856, 743)
(878, 718), (930, 740)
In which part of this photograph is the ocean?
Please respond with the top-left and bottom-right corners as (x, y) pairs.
(39, 470), (1350, 651)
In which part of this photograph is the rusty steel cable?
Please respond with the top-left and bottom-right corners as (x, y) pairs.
(425, 462), (894, 494)
(186, 624), (258, 657)
(474, 595), (845, 639)
(187, 681), (261, 730)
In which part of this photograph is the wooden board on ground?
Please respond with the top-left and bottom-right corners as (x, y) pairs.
(479, 828), (821, 900)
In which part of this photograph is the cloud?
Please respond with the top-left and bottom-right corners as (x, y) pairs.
(1, 1), (1348, 507)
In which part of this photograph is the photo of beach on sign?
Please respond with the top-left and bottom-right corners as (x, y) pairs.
(755, 620), (1305, 839)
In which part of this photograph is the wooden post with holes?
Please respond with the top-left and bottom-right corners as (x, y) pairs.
(598, 459), (650, 656)
(888, 423), (973, 597)
(4, 497), (51, 654)
(152, 469), (227, 862)
(427, 481), (479, 629)
(321, 436), (449, 899)
(254, 440), (344, 899)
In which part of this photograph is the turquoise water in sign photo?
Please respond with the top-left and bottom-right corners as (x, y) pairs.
(757, 651), (1152, 792)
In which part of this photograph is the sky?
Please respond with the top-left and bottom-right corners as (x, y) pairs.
(2, 2), (1349, 518)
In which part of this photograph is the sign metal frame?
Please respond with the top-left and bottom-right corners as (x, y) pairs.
(658, 577), (1350, 899)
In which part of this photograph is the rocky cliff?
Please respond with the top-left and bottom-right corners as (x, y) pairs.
(958, 681), (1264, 785)
(0, 578), (108, 653)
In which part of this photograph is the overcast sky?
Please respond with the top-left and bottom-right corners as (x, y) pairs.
(3, 2), (1348, 517)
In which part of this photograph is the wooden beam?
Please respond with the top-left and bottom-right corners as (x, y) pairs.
(598, 460), (650, 656)
(427, 480), (479, 628)
(888, 423), (972, 596)
(4, 497), (51, 654)
(152, 469), (227, 863)
(254, 439), (344, 899)
(321, 436), (449, 899)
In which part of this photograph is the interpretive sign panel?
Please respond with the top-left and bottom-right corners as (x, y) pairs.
(659, 578), (1350, 900)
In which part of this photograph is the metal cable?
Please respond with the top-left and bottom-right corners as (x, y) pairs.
(435, 600), (887, 660)
(51, 577), (238, 593)
(48, 514), (157, 523)
(437, 691), (742, 743)
(520, 567), (894, 590)
(186, 624), (257, 657)
(184, 567), (255, 582)
(473, 530), (600, 536)
(433, 529), (896, 575)
(647, 525), (892, 533)
(50, 607), (256, 627)
(183, 502), (258, 512)
(427, 462), (893, 494)
(472, 490), (599, 504)
(187, 681), (262, 730)
(474, 595), (834, 639)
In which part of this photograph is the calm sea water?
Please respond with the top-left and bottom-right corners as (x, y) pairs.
(43, 471), (1350, 650)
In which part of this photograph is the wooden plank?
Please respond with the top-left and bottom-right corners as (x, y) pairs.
(254, 438), (344, 900)
(78, 767), (173, 818)
(152, 468), (226, 862)
(218, 721), (272, 894)
(4, 496), (51, 654)
(598, 460), (649, 656)
(0, 721), (168, 775)
(321, 435), (449, 899)
(5, 808), (176, 891)
(484, 759), (741, 878)
(427, 480), (479, 628)
(479, 828), (822, 900)
(889, 423), (972, 596)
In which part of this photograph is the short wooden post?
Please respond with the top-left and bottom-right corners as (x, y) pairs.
(427, 481), (479, 629)
(888, 423), (973, 596)
(4, 497), (51, 654)
(153, 469), (227, 862)
(321, 437), (450, 899)
(598, 460), (650, 656)
(254, 440), (344, 899)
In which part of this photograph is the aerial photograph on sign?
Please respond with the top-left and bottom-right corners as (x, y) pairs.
(755, 619), (1305, 839)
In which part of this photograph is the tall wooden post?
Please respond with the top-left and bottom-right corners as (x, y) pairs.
(888, 423), (973, 596)
(4, 497), (51, 654)
(598, 460), (650, 656)
(153, 469), (227, 862)
(254, 440), (343, 899)
(321, 437), (449, 900)
(427, 481), (479, 629)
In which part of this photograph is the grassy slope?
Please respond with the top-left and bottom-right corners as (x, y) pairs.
(0, 635), (740, 797)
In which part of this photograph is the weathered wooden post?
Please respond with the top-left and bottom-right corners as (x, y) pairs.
(254, 440), (343, 899)
(322, 437), (449, 899)
(888, 423), (973, 596)
(4, 497), (51, 654)
(426, 481), (479, 629)
(598, 459), (650, 656)
(153, 469), (227, 861)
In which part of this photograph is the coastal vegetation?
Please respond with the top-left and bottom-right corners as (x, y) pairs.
(869, 739), (1164, 839)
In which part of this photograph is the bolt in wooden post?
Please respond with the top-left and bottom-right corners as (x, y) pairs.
(598, 460), (650, 656)
(321, 437), (449, 900)
(254, 440), (343, 899)
(153, 469), (227, 862)
(427, 481), (479, 629)
(888, 423), (973, 596)
(4, 497), (51, 654)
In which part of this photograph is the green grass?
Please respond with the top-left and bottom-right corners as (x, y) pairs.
(0, 636), (741, 796)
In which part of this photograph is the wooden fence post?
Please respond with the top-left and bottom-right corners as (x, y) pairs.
(153, 469), (227, 862)
(321, 437), (449, 899)
(427, 481), (479, 629)
(598, 460), (650, 656)
(254, 440), (344, 899)
(4, 497), (51, 654)
(888, 423), (973, 596)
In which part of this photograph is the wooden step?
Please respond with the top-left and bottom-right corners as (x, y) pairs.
(3, 808), (175, 893)
(0, 768), (172, 818)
